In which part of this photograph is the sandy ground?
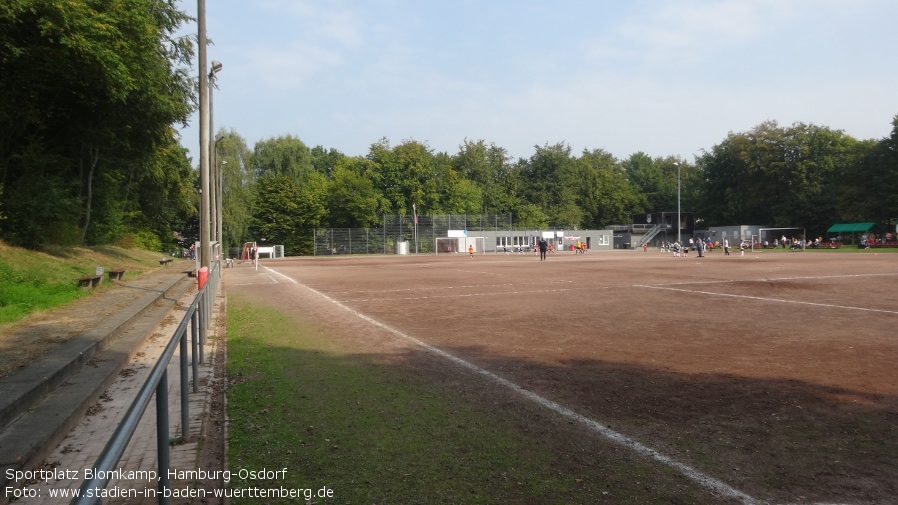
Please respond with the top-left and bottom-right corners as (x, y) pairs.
(223, 250), (898, 504)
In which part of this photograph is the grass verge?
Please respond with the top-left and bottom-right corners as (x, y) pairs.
(225, 292), (717, 504)
(0, 241), (169, 326)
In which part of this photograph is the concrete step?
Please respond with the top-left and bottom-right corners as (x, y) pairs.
(0, 274), (194, 493)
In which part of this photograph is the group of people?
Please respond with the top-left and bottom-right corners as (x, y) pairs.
(496, 240), (575, 259)
(500, 244), (539, 255)
(494, 239), (580, 260)
(661, 237), (741, 257)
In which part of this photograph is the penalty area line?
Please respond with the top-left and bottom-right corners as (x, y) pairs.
(264, 266), (762, 505)
(635, 285), (898, 315)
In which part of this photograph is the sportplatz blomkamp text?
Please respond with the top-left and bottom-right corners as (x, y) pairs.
(6, 466), (287, 484)
(5, 467), (330, 499)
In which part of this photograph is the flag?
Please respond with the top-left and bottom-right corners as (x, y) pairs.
(413, 203), (418, 225)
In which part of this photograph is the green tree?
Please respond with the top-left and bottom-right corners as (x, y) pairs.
(216, 129), (255, 250)
(253, 135), (313, 187)
(0, 0), (194, 247)
(252, 174), (301, 255)
(293, 172), (330, 254)
(365, 138), (400, 214)
(366, 139), (438, 215)
(574, 149), (642, 229)
(123, 136), (195, 250)
(520, 143), (578, 226)
(515, 203), (549, 229)
(622, 152), (661, 211)
(310, 145), (345, 177)
(842, 115), (898, 229)
(451, 140), (519, 214)
(250, 135), (316, 254)
(328, 158), (385, 228)
(696, 120), (870, 236)
(433, 152), (482, 214)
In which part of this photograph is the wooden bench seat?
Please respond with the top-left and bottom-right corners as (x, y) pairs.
(159, 258), (173, 266)
(107, 269), (125, 281)
(77, 275), (102, 289)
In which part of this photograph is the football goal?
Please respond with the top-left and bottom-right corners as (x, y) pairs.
(758, 227), (806, 250)
(435, 236), (486, 254)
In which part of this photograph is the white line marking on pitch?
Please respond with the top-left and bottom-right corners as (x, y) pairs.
(345, 287), (577, 303)
(651, 272), (897, 288)
(263, 266), (763, 505)
(330, 279), (573, 295)
(636, 285), (898, 315)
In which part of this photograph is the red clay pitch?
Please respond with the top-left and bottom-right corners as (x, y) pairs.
(229, 249), (898, 503)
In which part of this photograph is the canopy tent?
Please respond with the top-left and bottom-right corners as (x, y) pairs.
(826, 223), (882, 234)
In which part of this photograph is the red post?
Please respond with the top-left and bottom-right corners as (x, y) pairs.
(197, 266), (209, 290)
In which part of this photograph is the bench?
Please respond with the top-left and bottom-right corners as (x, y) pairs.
(107, 269), (125, 281)
(858, 241), (898, 249)
(159, 258), (173, 267)
(76, 275), (102, 289)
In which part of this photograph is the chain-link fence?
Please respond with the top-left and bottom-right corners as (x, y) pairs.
(313, 214), (517, 255)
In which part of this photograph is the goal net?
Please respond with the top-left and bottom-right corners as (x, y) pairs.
(435, 236), (486, 254)
(759, 227), (806, 250)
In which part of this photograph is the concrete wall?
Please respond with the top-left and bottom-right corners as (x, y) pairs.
(471, 229), (614, 252)
(708, 225), (767, 244)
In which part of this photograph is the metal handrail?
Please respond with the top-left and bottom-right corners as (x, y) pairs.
(71, 261), (220, 505)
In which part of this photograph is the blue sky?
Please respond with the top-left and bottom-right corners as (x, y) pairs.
(176, 0), (898, 164)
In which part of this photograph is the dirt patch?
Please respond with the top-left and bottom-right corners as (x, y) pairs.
(0, 270), (174, 378)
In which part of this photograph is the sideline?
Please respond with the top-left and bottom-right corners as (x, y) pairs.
(263, 266), (762, 505)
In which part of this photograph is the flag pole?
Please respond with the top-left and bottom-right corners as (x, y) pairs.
(413, 204), (418, 254)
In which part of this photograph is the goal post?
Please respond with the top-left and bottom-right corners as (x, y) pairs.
(758, 227), (807, 250)
(434, 236), (485, 254)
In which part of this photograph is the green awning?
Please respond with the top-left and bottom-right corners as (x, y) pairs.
(826, 222), (881, 233)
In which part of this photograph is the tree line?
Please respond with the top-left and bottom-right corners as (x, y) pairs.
(2, 2), (896, 255)
(217, 116), (897, 256)
(0, 0), (196, 250)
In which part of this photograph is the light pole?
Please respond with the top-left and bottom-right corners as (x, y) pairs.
(219, 159), (227, 250)
(212, 134), (223, 245)
(674, 162), (681, 246)
(209, 62), (222, 251)
(209, 64), (222, 266)
(198, 0), (211, 269)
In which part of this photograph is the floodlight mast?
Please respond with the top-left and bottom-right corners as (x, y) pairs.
(674, 162), (681, 245)
(198, 0), (210, 269)
(209, 62), (223, 249)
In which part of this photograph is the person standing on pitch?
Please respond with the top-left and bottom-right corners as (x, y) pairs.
(468, 244), (474, 258)
(724, 238), (730, 256)
(538, 238), (548, 261)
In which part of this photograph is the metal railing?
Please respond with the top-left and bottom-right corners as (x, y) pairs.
(633, 224), (668, 247)
(71, 260), (220, 505)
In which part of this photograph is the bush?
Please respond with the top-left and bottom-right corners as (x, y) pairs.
(114, 230), (163, 252)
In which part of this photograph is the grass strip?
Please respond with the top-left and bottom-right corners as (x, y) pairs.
(0, 242), (165, 326)
(225, 293), (713, 504)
